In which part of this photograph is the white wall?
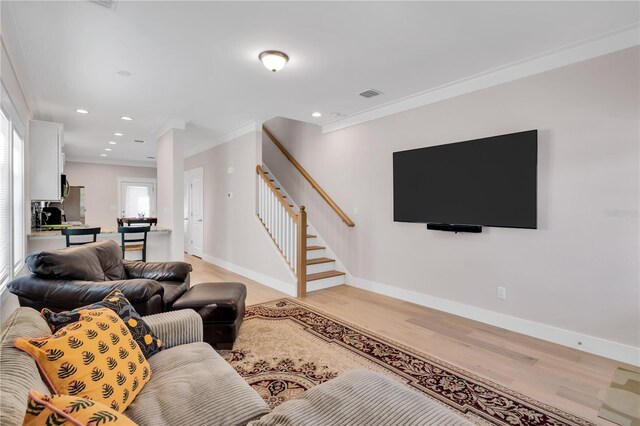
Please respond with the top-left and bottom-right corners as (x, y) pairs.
(263, 47), (640, 361)
(63, 161), (157, 228)
(185, 131), (296, 294)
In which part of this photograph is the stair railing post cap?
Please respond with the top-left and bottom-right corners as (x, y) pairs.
(300, 205), (306, 211)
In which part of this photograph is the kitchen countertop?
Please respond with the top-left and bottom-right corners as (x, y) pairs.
(29, 226), (172, 238)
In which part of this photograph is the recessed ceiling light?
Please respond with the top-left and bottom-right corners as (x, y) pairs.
(75, 109), (89, 114)
(100, 154), (108, 157)
(105, 148), (112, 151)
(121, 116), (133, 121)
(108, 141), (117, 145)
(312, 112), (322, 118)
(146, 156), (156, 159)
(117, 70), (132, 77)
(114, 132), (123, 136)
(259, 50), (289, 73)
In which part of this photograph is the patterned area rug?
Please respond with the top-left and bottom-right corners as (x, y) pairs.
(222, 298), (594, 426)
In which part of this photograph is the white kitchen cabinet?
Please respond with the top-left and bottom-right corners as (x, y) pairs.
(30, 120), (63, 201)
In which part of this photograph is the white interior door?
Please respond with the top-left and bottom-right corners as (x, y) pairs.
(188, 168), (204, 257)
(119, 180), (156, 218)
(184, 172), (189, 252)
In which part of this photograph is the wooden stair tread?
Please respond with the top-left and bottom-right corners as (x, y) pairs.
(307, 245), (325, 251)
(307, 257), (334, 265)
(124, 244), (144, 251)
(306, 234), (317, 238)
(307, 270), (345, 281)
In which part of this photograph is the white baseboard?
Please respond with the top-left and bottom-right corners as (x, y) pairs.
(350, 276), (640, 366)
(201, 254), (296, 297)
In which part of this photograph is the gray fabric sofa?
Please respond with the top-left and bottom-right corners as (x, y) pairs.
(0, 307), (269, 426)
(1, 306), (471, 425)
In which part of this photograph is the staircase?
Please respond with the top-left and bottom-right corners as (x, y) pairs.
(261, 165), (347, 291)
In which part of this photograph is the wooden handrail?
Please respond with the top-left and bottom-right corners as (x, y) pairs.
(256, 165), (297, 219)
(262, 125), (355, 227)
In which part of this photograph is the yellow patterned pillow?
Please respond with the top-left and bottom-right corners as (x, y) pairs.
(15, 308), (151, 412)
(23, 390), (137, 425)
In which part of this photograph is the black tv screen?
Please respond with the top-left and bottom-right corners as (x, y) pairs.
(393, 130), (537, 229)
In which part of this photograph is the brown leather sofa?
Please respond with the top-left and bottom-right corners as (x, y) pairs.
(7, 240), (192, 316)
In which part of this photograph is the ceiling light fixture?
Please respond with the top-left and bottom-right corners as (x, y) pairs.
(117, 70), (131, 77)
(105, 148), (112, 151)
(114, 132), (123, 136)
(108, 141), (117, 145)
(75, 109), (89, 114)
(312, 112), (322, 118)
(259, 50), (289, 73)
(121, 116), (133, 121)
(100, 154), (108, 157)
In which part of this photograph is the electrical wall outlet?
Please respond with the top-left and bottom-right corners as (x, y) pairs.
(497, 286), (507, 300)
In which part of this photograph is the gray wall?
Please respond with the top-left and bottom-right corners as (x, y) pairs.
(263, 47), (640, 348)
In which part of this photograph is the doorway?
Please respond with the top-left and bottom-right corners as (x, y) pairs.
(184, 167), (204, 258)
(118, 178), (156, 218)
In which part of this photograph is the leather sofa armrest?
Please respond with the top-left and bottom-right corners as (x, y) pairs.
(142, 309), (203, 349)
(7, 275), (164, 308)
(123, 260), (193, 282)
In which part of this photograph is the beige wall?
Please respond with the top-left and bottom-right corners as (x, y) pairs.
(63, 161), (157, 228)
(156, 128), (184, 261)
(263, 47), (640, 349)
(185, 131), (296, 291)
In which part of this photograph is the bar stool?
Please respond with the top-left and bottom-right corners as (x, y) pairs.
(118, 226), (150, 262)
(61, 227), (101, 247)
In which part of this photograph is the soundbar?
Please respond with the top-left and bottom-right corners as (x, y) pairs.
(427, 223), (482, 233)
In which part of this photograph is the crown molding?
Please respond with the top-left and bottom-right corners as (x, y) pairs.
(65, 156), (156, 168)
(322, 25), (640, 134)
(184, 120), (263, 158)
(155, 119), (188, 141)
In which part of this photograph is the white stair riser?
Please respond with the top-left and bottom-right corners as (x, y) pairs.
(307, 275), (344, 292)
(307, 262), (335, 275)
(306, 249), (326, 259)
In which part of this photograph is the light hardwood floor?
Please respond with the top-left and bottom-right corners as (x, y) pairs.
(187, 255), (631, 425)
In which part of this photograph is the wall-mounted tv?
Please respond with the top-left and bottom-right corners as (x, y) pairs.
(393, 130), (537, 230)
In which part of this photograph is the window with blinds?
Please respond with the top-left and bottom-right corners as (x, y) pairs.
(0, 109), (10, 287)
(13, 130), (24, 273)
(0, 88), (26, 291)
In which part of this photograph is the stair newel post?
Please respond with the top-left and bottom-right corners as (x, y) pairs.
(297, 206), (307, 298)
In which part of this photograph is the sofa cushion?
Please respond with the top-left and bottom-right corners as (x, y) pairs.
(42, 290), (163, 359)
(159, 281), (189, 311)
(0, 308), (52, 426)
(23, 390), (137, 426)
(25, 240), (127, 282)
(94, 241), (128, 281)
(247, 369), (473, 426)
(124, 342), (269, 426)
(123, 260), (192, 282)
(15, 308), (152, 413)
(26, 244), (106, 281)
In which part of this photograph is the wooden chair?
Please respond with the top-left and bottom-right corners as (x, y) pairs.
(61, 227), (101, 247)
(118, 226), (150, 262)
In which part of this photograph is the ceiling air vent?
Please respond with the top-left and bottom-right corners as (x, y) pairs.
(133, 139), (145, 144)
(359, 89), (382, 98)
(89, 0), (118, 8)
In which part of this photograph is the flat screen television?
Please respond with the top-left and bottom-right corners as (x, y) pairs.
(393, 130), (537, 229)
